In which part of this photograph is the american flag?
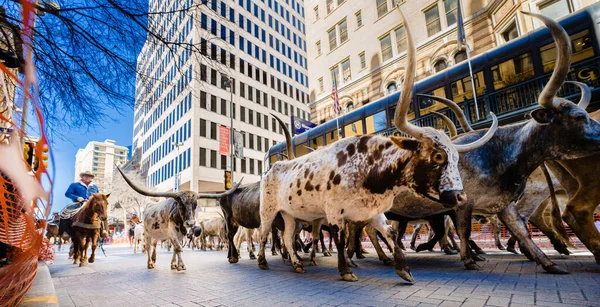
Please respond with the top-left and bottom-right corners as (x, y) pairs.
(331, 75), (341, 114)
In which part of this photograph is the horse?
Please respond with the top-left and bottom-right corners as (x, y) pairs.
(45, 223), (69, 251)
(70, 193), (110, 266)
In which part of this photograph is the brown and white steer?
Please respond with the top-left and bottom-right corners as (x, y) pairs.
(117, 167), (241, 270)
(256, 7), (499, 283)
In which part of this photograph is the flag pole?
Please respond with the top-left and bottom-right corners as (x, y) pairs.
(333, 74), (342, 139)
(457, 0), (480, 121)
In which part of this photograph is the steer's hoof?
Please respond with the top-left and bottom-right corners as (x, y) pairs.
(271, 251), (278, 256)
(258, 257), (269, 270)
(341, 273), (358, 282)
(473, 254), (486, 262)
(543, 264), (569, 274)
(497, 245), (506, 251)
(506, 247), (519, 255)
(323, 250), (331, 257)
(415, 244), (431, 253)
(147, 263), (154, 269)
(464, 262), (481, 270)
(249, 253), (257, 260)
(396, 269), (415, 283)
(171, 263), (177, 270)
(382, 257), (393, 266)
(293, 265), (306, 273)
(228, 257), (239, 264)
(443, 248), (458, 255)
(356, 253), (366, 259)
(410, 245), (416, 251)
(79, 262), (87, 267)
(309, 260), (317, 266)
(177, 265), (186, 271)
(475, 249), (486, 255)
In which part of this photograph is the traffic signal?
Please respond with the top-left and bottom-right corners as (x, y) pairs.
(23, 141), (33, 167)
(41, 144), (49, 167)
(224, 170), (231, 190)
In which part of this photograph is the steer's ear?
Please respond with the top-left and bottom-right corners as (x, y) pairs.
(390, 136), (420, 151)
(530, 108), (555, 124)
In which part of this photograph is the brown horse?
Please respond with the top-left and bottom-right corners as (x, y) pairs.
(45, 224), (69, 251)
(71, 193), (110, 266)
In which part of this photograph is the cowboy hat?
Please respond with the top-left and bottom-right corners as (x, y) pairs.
(79, 171), (95, 178)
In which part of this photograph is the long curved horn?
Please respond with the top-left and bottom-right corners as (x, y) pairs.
(417, 94), (473, 132)
(522, 11), (571, 109)
(196, 179), (243, 199)
(431, 111), (458, 137)
(393, 8), (425, 139)
(117, 167), (179, 198)
(454, 113), (499, 152)
(565, 81), (591, 110)
(271, 113), (295, 159)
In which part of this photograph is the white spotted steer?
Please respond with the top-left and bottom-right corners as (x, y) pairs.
(256, 7), (499, 283)
(117, 167), (241, 270)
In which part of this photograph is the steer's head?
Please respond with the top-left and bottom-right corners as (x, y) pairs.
(521, 12), (600, 160)
(393, 8), (498, 208)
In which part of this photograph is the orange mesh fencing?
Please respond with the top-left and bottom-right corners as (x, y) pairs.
(0, 1), (54, 306)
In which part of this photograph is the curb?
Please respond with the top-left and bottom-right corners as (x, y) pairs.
(19, 261), (58, 307)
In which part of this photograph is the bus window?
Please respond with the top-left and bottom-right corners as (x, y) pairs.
(541, 30), (594, 73)
(325, 130), (339, 144)
(344, 120), (364, 137)
(366, 110), (387, 134)
(389, 105), (414, 123)
(450, 71), (485, 103)
(492, 53), (534, 90)
(309, 136), (325, 151)
(269, 154), (278, 165)
(295, 143), (309, 157)
(419, 87), (447, 115)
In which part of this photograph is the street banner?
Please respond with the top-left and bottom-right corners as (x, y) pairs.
(219, 125), (230, 155)
(291, 116), (317, 135)
(233, 130), (244, 159)
(174, 173), (180, 192)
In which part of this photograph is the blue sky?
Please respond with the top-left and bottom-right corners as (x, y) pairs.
(49, 108), (133, 212)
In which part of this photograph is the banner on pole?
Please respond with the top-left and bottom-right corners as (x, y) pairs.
(233, 130), (244, 159)
(219, 125), (230, 155)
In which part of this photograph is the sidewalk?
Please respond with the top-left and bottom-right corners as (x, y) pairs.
(19, 261), (58, 307)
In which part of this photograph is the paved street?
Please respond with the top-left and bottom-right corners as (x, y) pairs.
(49, 244), (600, 307)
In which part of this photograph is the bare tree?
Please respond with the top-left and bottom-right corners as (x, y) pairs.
(0, 0), (234, 138)
(102, 169), (148, 217)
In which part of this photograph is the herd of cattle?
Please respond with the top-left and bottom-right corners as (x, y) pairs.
(102, 8), (600, 283)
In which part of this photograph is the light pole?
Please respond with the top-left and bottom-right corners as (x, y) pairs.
(172, 142), (184, 192)
(223, 77), (234, 184)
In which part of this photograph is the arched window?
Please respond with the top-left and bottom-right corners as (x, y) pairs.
(454, 51), (467, 64)
(433, 60), (447, 73)
(386, 82), (397, 94)
(346, 102), (354, 113)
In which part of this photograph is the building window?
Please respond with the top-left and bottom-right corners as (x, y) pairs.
(539, 0), (573, 20)
(395, 26), (407, 54)
(454, 50), (467, 63)
(210, 150), (217, 168)
(376, 0), (388, 18)
(318, 78), (324, 93)
(314, 6), (319, 20)
(210, 122), (217, 140)
(328, 28), (337, 50)
(220, 99), (227, 116)
(200, 119), (207, 137)
(501, 21), (519, 43)
(339, 19), (348, 44)
(220, 155), (227, 170)
(330, 66), (339, 84)
(326, 0), (334, 14)
(359, 52), (366, 69)
(249, 158), (255, 174)
(241, 158), (247, 173)
(425, 5), (441, 37)
(356, 11), (362, 27)
(380, 33), (392, 62)
(386, 82), (397, 94)
(341, 59), (351, 83)
(199, 148), (206, 166)
(433, 60), (447, 73)
(316, 41), (322, 56)
(444, 0), (457, 26)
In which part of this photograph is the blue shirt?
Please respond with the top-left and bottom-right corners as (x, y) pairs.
(64, 182), (88, 202)
(86, 183), (99, 198)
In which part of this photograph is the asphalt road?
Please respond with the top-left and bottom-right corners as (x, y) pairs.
(49, 243), (600, 307)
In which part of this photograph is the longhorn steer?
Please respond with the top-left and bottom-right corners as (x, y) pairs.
(133, 224), (145, 254)
(199, 216), (226, 250)
(117, 167), (241, 270)
(256, 8), (498, 283)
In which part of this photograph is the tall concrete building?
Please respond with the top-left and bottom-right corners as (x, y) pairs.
(133, 0), (311, 198)
(74, 139), (129, 191)
(306, 0), (598, 122)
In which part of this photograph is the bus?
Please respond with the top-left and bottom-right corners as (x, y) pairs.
(267, 4), (600, 166)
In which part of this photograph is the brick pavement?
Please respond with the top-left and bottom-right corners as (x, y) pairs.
(49, 245), (600, 307)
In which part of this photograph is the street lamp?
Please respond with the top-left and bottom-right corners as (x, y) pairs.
(172, 142), (184, 192)
(222, 77), (234, 185)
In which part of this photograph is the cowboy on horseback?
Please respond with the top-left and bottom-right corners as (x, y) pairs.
(64, 171), (98, 211)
